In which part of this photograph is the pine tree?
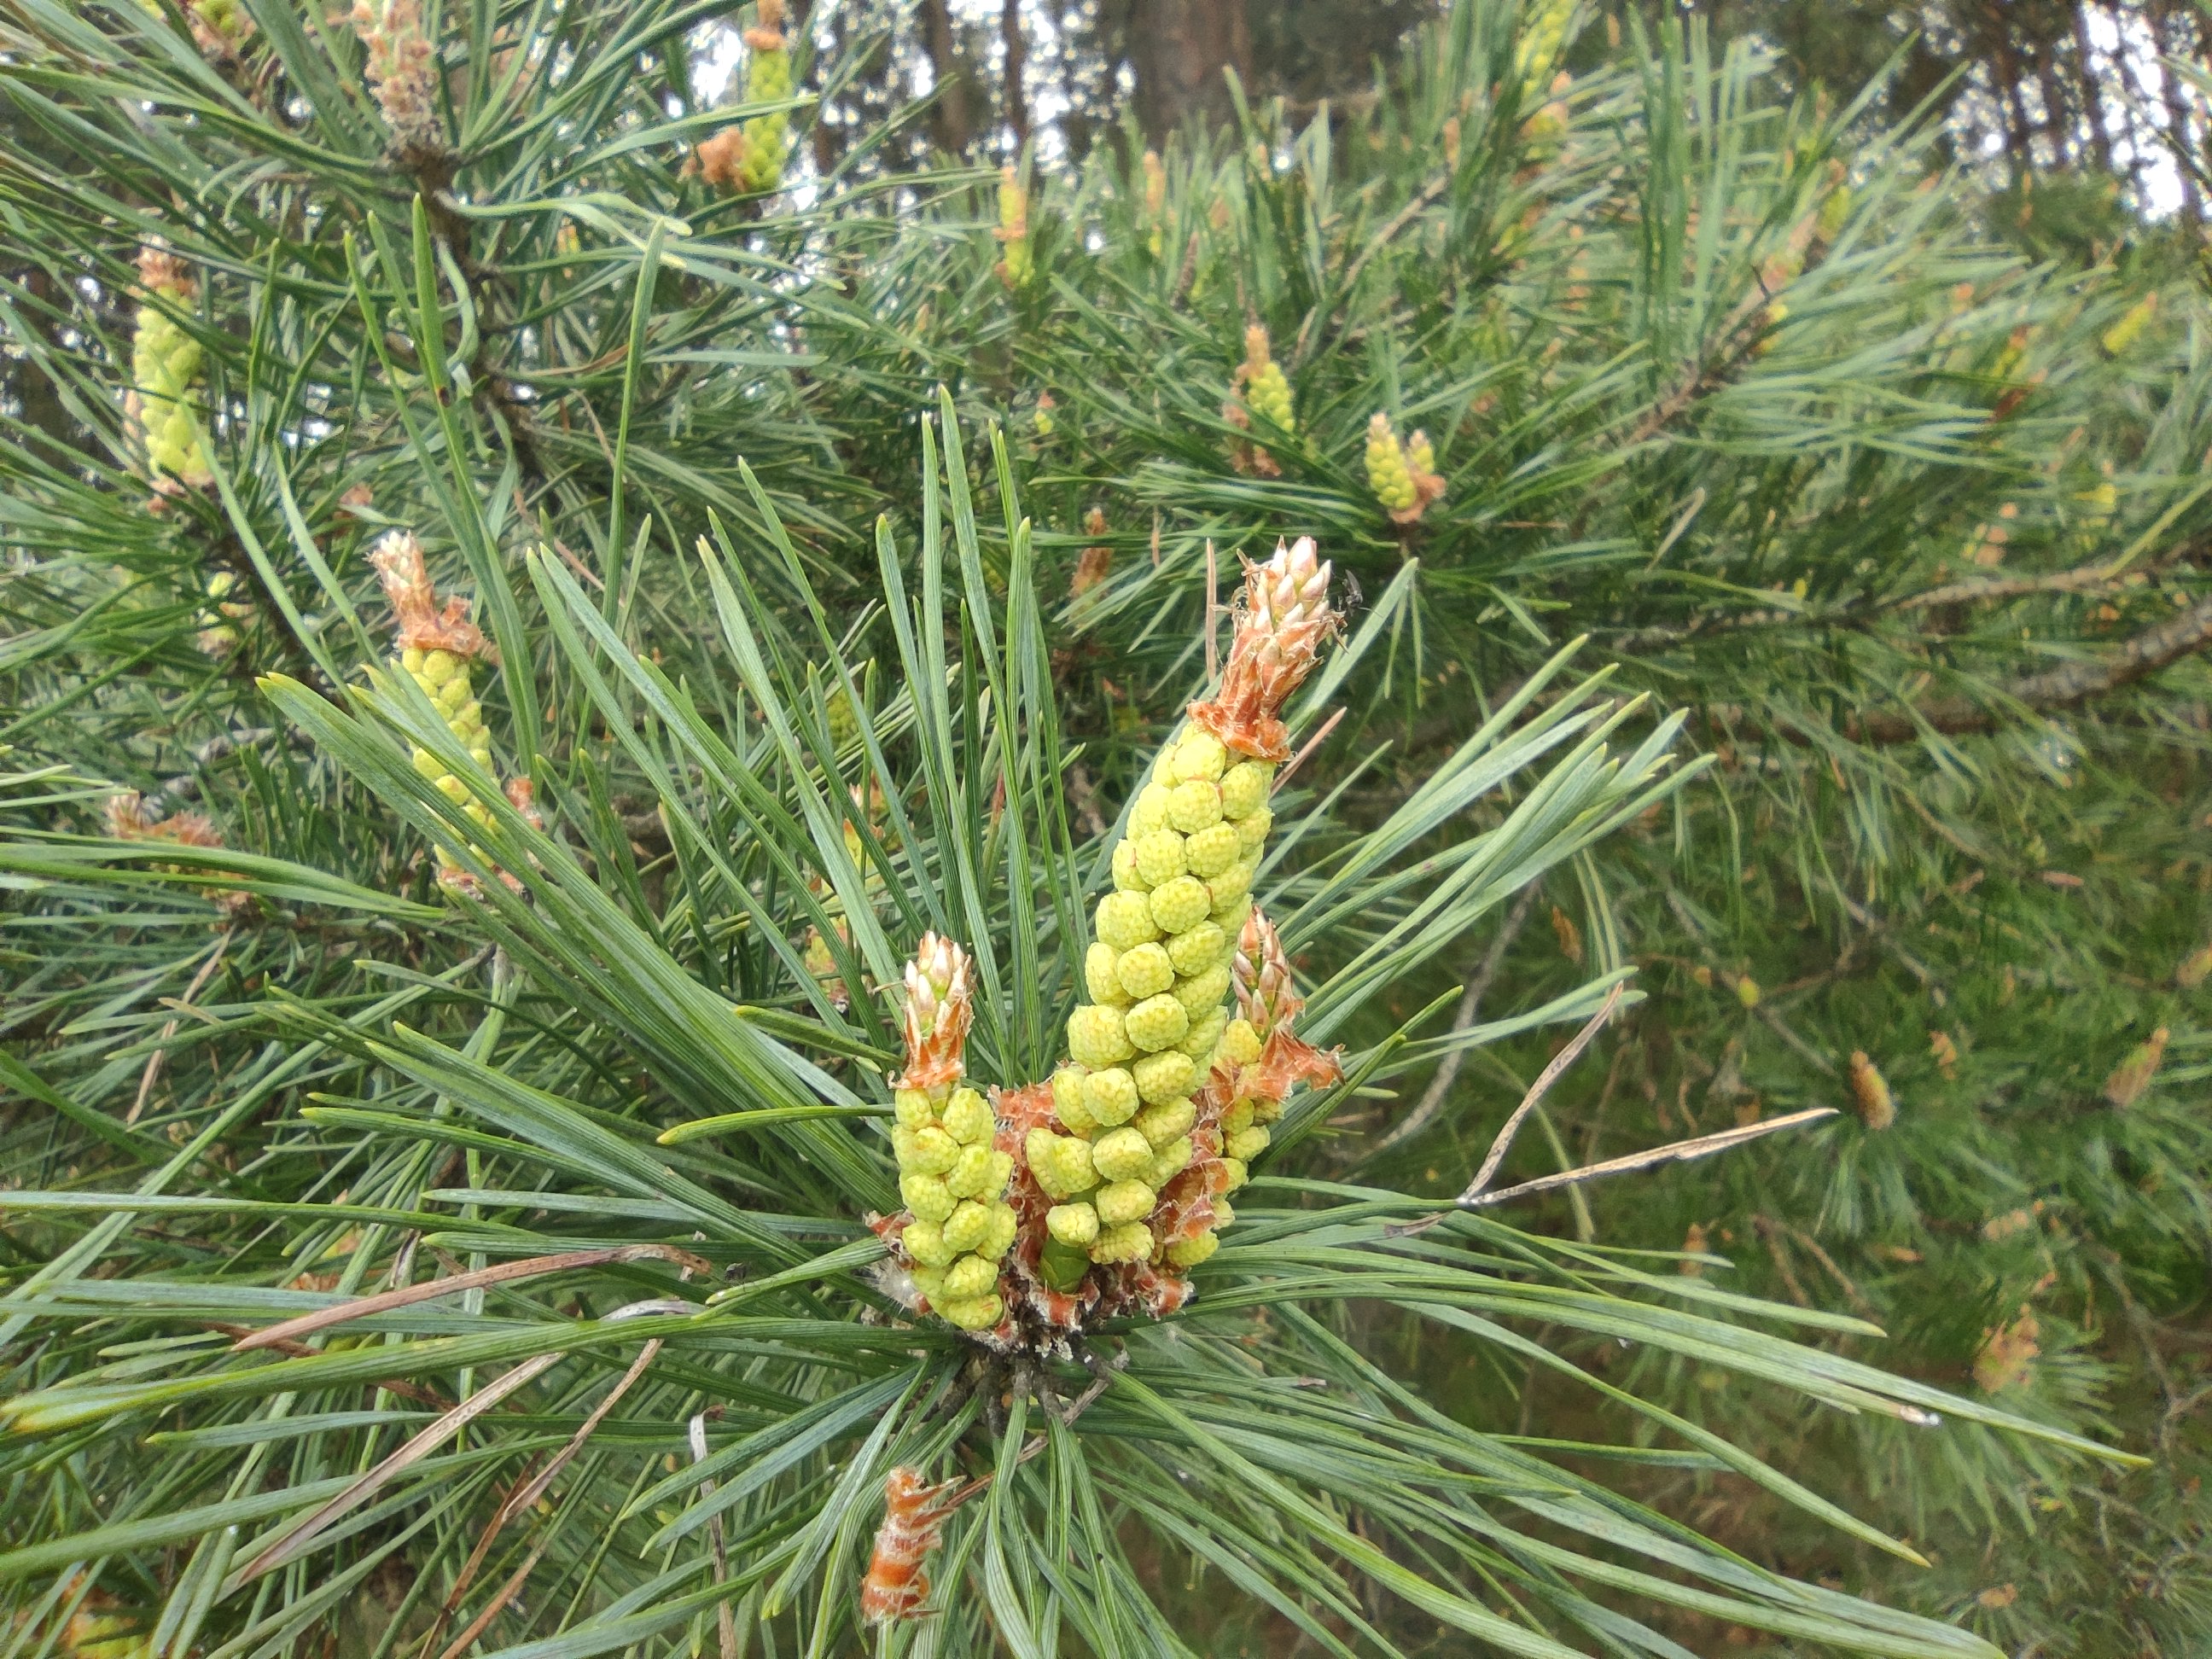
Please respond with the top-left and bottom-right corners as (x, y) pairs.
(0, 2), (2200, 1656)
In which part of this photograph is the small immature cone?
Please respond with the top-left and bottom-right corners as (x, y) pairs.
(371, 532), (506, 892)
(1515, 0), (1577, 104)
(888, 936), (1016, 1332)
(1023, 541), (1339, 1304)
(1188, 535), (1337, 761)
(681, 2), (789, 196)
(106, 792), (251, 916)
(1225, 325), (1290, 476)
(130, 245), (213, 492)
(195, 568), (253, 657)
(1847, 1051), (1895, 1130)
(1151, 905), (1338, 1273)
(860, 1467), (961, 1625)
(1233, 325), (1294, 434)
(2101, 1027), (2168, 1109)
(348, 0), (444, 157)
(996, 166), (1033, 289)
(1365, 412), (1445, 525)
(894, 934), (975, 1094)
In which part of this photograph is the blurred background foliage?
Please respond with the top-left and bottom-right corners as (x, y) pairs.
(3, 0), (2212, 1653)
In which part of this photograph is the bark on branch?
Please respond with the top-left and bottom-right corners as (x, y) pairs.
(1843, 592), (2212, 742)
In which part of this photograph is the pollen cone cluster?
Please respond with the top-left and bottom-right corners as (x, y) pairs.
(1365, 411), (1445, 525)
(129, 247), (212, 493)
(347, 0), (443, 157)
(800, 786), (893, 1010)
(370, 532), (528, 894)
(887, 936), (1017, 1331)
(1225, 325), (1291, 476)
(1515, 0), (1577, 105)
(106, 791), (252, 918)
(725, 0), (792, 195)
(195, 569), (252, 657)
(995, 166), (1033, 289)
(1010, 538), (1340, 1319)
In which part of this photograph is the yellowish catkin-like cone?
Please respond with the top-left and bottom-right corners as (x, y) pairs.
(890, 936), (1017, 1330)
(1365, 411), (1445, 525)
(995, 166), (1033, 288)
(348, 0), (443, 155)
(370, 530), (510, 893)
(1235, 326), (1294, 434)
(1156, 905), (1340, 1270)
(129, 247), (212, 492)
(2100, 293), (2157, 358)
(195, 568), (252, 657)
(1141, 149), (1167, 255)
(1516, 0), (1577, 105)
(1847, 1051), (1895, 1131)
(735, 0), (791, 192)
(1031, 538), (1336, 1288)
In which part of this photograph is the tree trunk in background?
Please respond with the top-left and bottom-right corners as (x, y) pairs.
(920, 0), (974, 156)
(1130, 0), (1250, 140)
(1002, 0), (1029, 146)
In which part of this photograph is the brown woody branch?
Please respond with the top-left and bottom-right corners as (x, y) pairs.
(1842, 592), (2212, 743)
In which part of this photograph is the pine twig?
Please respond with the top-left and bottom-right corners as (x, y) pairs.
(1272, 707), (1346, 794)
(691, 1410), (740, 1659)
(1388, 1106), (1837, 1237)
(1848, 592), (2212, 742)
(129, 927), (231, 1125)
(1463, 981), (1625, 1198)
(431, 1540), (548, 1659)
(1364, 886), (1540, 1161)
(231, 1243), (712, 1351)
(1388, 981), (1623, 1235)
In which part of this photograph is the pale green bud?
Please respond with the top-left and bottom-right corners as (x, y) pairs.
(1132, 1050), (1196, 1105)
(1130, 782), (1174, 836)
(1219, 761), (1272, 818)
(943, 1200), (991, 1254)
(1148, 876), (1211, 936)
(1091, 1126), (1155, 1183)
(1097, 891), (1161, 951)
(1053, 1066), (1098, 1134)
(1132, 829), (1189, 887)
(1115, 940), (1175, 999)
(1173, 964), (1231, 1017)
(901, 1173), (955, 1223)
(1068, 1004), (1136, 1068)
(944, 1144), (997, 1199)
(939, 1293), (1003, 1330)
(1167, 779), (1225, 834)
(1134, 1097), (1196, 1147)
(1125, 992), (1190, 1052)
(941, 1253), (998, 1300)
(1089, 1221), (1153, 1264)
(903, 1219), (955, 1266)
(1226, 1125), (1271, 1162)
(1026, 1127), (1097, 1199)
(1167, 1231), (1220, 1268)
(1081, 1067), (1140, 1126)
(1086, 940), (1132, 1006)
(1046, 1202), (1100, 1247)
(1183, 823), (1241, 879)
(1179, 1007), (1227, 1062)
(1166, 921), (1225, 976)
(941, 1087), (993, 1144)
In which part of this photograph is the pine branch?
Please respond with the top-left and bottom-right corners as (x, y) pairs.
(1850, 592), (2212, 742)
